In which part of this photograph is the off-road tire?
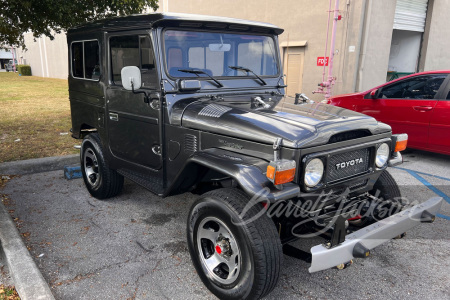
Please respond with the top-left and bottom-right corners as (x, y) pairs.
(187, 188), (282, 300)
(352, 170), (403, 227)
(80, 133), (124, 199)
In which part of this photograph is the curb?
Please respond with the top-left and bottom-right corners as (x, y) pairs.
(0, 201), (55, 300)
(0, 154), (79, 175)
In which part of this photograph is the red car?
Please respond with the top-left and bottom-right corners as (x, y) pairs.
(328, 70), (450, 155)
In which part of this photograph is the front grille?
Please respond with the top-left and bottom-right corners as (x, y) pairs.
(327, 148), (370, 182)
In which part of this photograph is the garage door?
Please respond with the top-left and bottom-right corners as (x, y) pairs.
(393, 0), (428, 32)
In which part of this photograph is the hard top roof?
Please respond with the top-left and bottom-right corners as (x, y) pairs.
(68, 12), (284, 35)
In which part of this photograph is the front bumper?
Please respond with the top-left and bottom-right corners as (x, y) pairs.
(308, 197), (443, 273)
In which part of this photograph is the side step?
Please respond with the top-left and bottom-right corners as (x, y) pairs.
(117, 168), (164, 196)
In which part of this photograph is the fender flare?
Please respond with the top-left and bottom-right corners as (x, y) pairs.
(165, 148), (299, 202)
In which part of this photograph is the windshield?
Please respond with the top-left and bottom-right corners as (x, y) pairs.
(163, 30), (279, 78)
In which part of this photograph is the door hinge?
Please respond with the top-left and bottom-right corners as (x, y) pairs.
(150, 99), (160, 110)
(152, 145), (161, 155)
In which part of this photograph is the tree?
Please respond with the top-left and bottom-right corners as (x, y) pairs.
(0, 0), (159, 47)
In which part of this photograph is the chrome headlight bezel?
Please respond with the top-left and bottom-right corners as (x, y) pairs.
(375, 143), (390, 168)
(304, 158), (324, 187)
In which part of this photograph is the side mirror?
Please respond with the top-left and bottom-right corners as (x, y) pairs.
(369, 89), (378, 99)
(121, 66), (141, 90)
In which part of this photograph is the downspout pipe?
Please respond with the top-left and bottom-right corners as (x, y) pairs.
(356, 0), (371, 92)
(326, 0), (340, 98)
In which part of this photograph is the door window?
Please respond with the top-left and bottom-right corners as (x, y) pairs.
(379, 75), (447, 99)
(110, 35), (157, 89)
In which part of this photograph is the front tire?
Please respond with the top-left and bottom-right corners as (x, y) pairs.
(80, 133), (124, 199)
(187, 188), (282, 300)
(351, 170), (403, 227)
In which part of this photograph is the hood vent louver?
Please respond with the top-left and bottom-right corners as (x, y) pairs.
(184, 134), (198, 154)
(198, 104), (232, 118)
(328, 130), (371, 144)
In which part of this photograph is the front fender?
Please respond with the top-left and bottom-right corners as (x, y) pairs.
(164, 148), (300, 202)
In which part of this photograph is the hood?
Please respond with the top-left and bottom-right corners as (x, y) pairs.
(181, 101), (391, 148)
(330, 91), (366, 100)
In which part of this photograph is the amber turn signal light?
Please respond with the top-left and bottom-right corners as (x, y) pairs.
(394, 133), (408, 152)
(267, 160), (296, 185)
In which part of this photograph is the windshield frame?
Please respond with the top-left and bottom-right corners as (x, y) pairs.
(161, 28), (281, 82)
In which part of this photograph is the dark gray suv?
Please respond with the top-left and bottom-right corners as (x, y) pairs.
(68, 13), (443, 300)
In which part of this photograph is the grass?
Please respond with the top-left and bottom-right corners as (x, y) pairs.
(0, 72), (78, 163)
(0, 285), (20, 300)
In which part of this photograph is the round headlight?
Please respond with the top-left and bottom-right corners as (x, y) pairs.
(304, 158), (324, 187)
(376, 143), (390, 168)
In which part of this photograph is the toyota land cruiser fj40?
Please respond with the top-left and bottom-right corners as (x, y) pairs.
(68, 13), (443, 300)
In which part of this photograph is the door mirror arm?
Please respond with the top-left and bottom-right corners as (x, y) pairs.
(130, 82), (151, 104)
(121, 66), (160, 104)
(370, 89), (379, 99)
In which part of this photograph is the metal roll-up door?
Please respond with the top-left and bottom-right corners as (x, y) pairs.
(393, 0), (428, 32)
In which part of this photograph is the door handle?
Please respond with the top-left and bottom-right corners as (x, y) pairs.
(413, 106), (433, 112)
(109, 113), (119, 121)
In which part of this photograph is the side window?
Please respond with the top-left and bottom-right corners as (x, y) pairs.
(84, 41), (100, 80)
(71, 41), (101, 80)
(380, 75), (447, 99)
(71, 42), (84, 78)
(110, 35), (157, 88)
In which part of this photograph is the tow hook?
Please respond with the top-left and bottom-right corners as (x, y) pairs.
(335, 260), (353, 270)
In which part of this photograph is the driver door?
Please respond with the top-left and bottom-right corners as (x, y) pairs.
(106, 32), (162, 170)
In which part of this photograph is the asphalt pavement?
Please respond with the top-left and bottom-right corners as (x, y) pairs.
(1, 149), (449, 300)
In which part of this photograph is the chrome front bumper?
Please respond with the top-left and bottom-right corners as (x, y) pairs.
(309, 197), (443, 273)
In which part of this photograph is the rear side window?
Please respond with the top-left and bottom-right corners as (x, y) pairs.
(71, 43), (83, 78)
(380, 75), (447, 100)
(71, 40), (101, 80)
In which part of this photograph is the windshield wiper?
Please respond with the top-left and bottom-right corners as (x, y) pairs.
(177, 68), (223, 87)
(228, 66), (267, 86)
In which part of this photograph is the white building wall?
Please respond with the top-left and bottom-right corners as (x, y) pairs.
(16, 32), (68, 79)
(421, 0), (450, 70)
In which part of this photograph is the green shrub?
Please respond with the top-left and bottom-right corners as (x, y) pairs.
(17, 64), (32, 76)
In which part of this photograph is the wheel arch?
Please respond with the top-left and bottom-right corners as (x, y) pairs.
(164, 148), (300, 202)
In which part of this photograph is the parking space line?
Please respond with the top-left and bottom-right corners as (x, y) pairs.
(437, 214), (450, 220)
(400, 169), (450, 220)
(394, 166), (450, 182)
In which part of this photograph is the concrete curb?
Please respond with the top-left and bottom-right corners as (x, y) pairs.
(0, 154), (79, 175)
(0, 201), (55, 300)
